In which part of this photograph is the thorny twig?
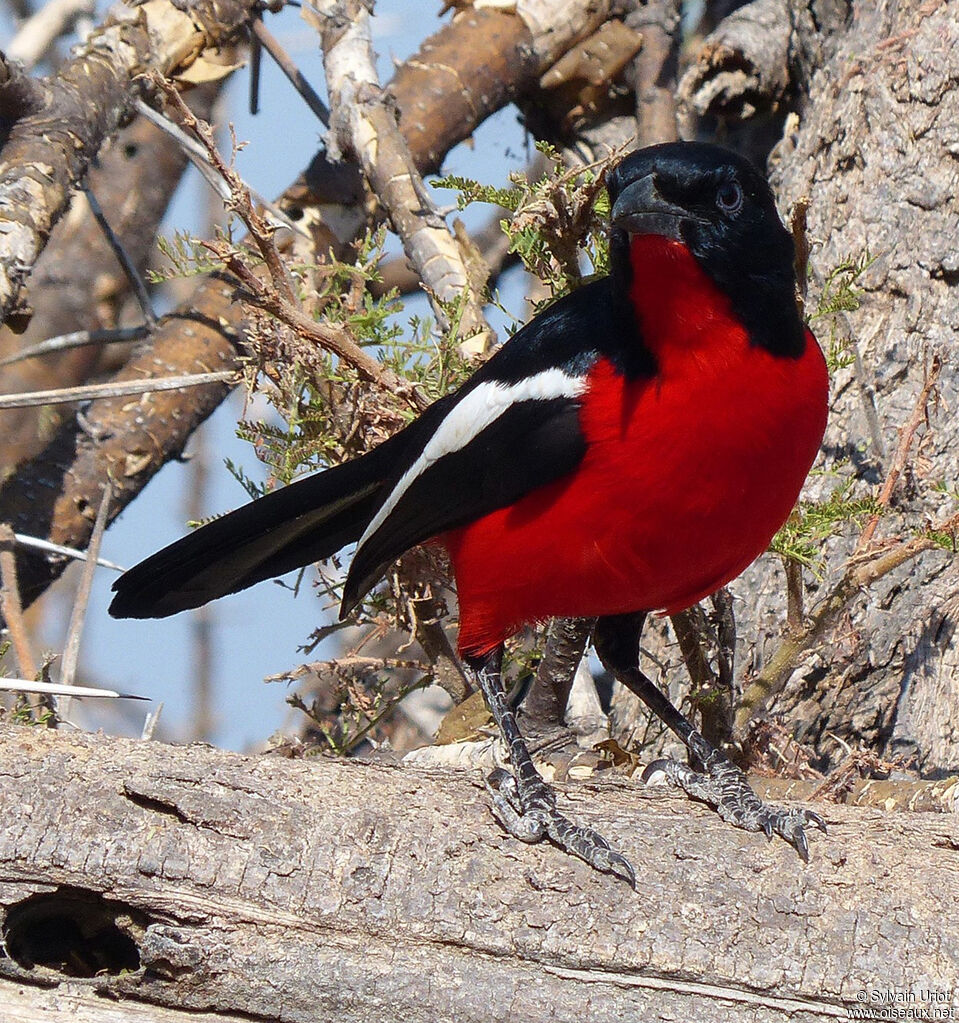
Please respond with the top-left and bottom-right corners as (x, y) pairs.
(12, 532), (124, 572)
(135, 98), (306, 236)
(58, 485), (111, 725)
(154, 75), (426, 408)
(0, 678), (144, 699)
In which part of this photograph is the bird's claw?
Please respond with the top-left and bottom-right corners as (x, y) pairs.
(641, 755), (826, 862)
(485, 768), (636, 887)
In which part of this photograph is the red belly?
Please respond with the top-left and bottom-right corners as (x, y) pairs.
(444, 334), (828, 656)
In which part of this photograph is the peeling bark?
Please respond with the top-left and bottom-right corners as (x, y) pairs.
(0, 84), (222, 473)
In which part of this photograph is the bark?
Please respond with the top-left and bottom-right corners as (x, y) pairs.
(626, 0), (681, 145)
(678, 0), (794, 121)
(0, 0), (261, 327)
(311, 0), (495, 355)
(0, 723), (956, 1022)
(612, 0), (959, 779)
(748, 0), (959, 772)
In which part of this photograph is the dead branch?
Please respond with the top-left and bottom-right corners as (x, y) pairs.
(531, 19), (644, 139)
(0, 525), (36, 679)
(80, 186), (157, 327)
(857, 353), (941, 549)
(6, 0), (95, 69)
(56, 485), (111, 724)
(523, 617), (593, 729)
(678, 0), (792, 121)
(0, 84), (223, 473)
(0, 0), (262, 328)
(626, 0), (680, 144)
(309, 0), (495, 357)
(250, 16), (330, 126)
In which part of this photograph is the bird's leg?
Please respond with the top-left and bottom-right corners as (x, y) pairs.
(593, 613), (826, 861)
(465, 646), (635, 886)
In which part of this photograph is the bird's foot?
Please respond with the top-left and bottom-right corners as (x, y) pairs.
(485, 767), (636, 887)
(642, 754), (826, 861)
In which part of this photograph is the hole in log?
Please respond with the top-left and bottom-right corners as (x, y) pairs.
(2, 886), (144, 976)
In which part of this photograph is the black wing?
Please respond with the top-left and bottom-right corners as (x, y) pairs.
(111, 276), (648, 621)
(341, 275), (650, 612)
(342, 391), (587, 612)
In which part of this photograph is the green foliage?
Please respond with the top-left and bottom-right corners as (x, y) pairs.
(227, 228), (475, 493)
(150, 228), (236, 282)
(434, 139), (611, 302)
(6, 699), (55, 727)
(920, 527), (958, 552)
(0, 643), (56, 727)
(809, 250), (876, 372)
(771, 476), (882, 574)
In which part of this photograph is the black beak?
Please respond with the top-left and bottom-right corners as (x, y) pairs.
(611, 173), (688, 242)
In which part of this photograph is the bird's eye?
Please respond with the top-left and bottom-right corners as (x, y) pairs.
(716, 180), (744, 215)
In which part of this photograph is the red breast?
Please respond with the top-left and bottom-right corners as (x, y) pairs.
(446, 237), (828, 656)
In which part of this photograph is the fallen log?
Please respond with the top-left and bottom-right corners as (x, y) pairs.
(0, 723), (955, 1021)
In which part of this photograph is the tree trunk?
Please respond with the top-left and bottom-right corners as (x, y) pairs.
(760, 0), (959, 770)
(0, 723), (955, 1022)
(612, 0), (959, 777)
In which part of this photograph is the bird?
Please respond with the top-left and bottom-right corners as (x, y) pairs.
(110, 141), (829, 886)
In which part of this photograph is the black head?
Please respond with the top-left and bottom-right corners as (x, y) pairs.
(606, 141), (805, 358)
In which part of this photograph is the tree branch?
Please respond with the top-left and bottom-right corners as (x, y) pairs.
(310, 0), (496, 357)
(0, 0), (263, 329)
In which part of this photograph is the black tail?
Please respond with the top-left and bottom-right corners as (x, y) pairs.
(108, 437), (403, 619)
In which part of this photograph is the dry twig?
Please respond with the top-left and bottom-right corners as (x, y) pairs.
(736, 511), (959, 735)
(0, 524), (36, 680)
(57, 485), (111, 724)
(0, 370), (237, 409)
(251, 16), (330, 126)
(857, 353), (942, 550)
(82, 186), (157, 326)
(155, 76), (425, 406)
(0, 326), (148, 368)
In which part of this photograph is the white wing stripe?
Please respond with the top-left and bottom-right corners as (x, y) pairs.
(358, 369), (588, 550)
